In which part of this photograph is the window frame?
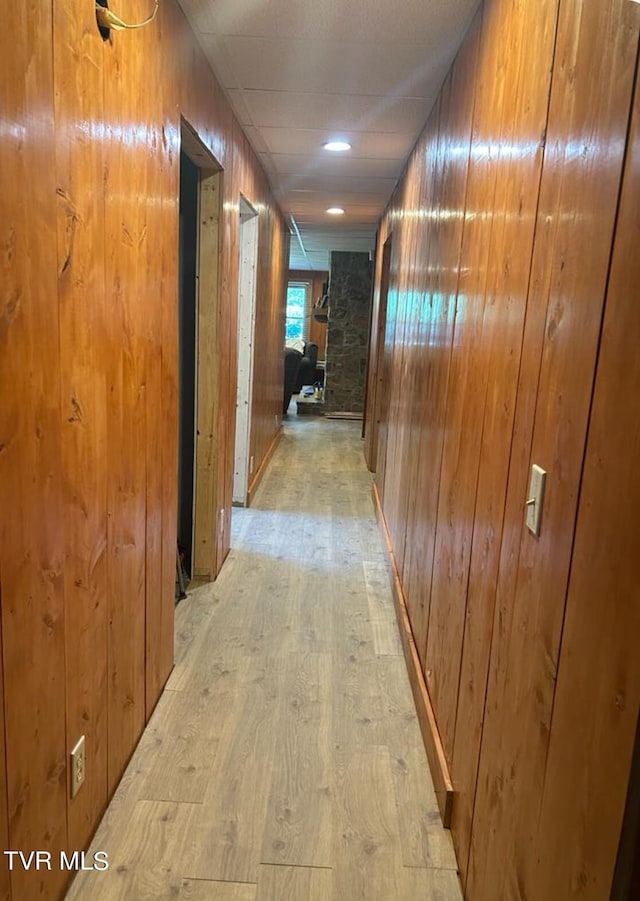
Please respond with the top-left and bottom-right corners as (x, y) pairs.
(285, 280), (311, 343)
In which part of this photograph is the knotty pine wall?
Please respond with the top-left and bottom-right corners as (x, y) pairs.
(365, 0), (640, 899)
(0, 2), (287, 899)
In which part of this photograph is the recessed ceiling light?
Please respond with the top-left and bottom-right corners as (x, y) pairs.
(327, 207), (345, 215)
(323, 141), (351, 152)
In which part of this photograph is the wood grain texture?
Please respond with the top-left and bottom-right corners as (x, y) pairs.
(181, 656), (283, 882)
(194, 169), (222, 579)
(449, 0), (560, 880)
(247, 426), (282, 507)
(0, 3), (68, 900)
(180, 881), (257, 901)
(529, 43), (640, 901)
(257, 865), (331, 901)
(66, 800), (192, 901)
(261, 654), (333, 868)
(366, 1), (640, 899)
(53, 0), (110, 856)
(468, 2), (640, 898)
(63, 417), (456, 901)
(372, 484), (454, 826)
(104, 0), (151, 794)
(363, 562), (402, 657)
(332, 745), (406, 900)
(142, 0), (169, 722)
(1, 0), (288, 897)
(363, 236), (391, 474)
(402, 17), (481, 673)
(0, 610), (11, 901)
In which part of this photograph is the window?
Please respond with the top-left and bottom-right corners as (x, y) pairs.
(285, 282), (309, 341)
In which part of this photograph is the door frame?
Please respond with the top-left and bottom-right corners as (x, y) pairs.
(233, 196), (259, 506)
(180, 119), (224, 580)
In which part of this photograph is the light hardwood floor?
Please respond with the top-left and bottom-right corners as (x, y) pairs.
(65, 417), (462, 901)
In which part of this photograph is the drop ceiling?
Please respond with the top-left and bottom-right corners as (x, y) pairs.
(178, 0), (480, 270)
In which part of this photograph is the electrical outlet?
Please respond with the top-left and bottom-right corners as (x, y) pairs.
(70, 735), (86, 798)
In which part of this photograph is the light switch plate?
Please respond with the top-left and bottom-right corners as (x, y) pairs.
(70, 735), (86, 798)
(526, 464), (547, 537)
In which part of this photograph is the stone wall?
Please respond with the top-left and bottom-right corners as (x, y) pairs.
(325, 251), (373, 413)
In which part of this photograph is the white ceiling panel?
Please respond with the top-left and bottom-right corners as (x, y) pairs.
(226, 90), (253, 125)
(289, 190), (390, 207)
(265, 154), (405, 179)
(178, 0), (481, 269)
(239, 125), (270, 154)
(240, 90), (432, 134)
(257, 127), (416, 159)
(276, 174), (398, 195)
(205, 35), (453, 98)
(182, 0), (477, 47)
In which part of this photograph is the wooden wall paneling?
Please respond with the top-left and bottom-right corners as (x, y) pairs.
(363, 237), (384, 472)
(423, 0), (518, 761)
(468, 2), (640, 897)
(372, 483), (454, 825)
(378, 169), (418, 569)
(145, 6), (175, 719)
(53, 0), (109, 851)
(373, 218), (393, 489)
(382, 148), (425, 580)
(157, 0), (182, 671)
(449, 0), (560, 881)
(0, 0), (289, 896)
(398, 127), (433, 586)
(157, 10), (181, 736)
(0, 606), (9, 901)
(364, 235), (392, 473)
(104, 2), (154, 793)
(530, 41), (640, 899)
(193, 168), (222, 579)
(404, 17), (480, 674)
(400, 99), (445, 653)
(0, 2), (68, 899)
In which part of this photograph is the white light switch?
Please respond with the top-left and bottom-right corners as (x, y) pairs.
(526, 464), (547, 537)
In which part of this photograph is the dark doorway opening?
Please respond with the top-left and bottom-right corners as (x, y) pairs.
(177, 150), (199, 578)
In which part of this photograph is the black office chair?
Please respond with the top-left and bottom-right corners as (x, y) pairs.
(283, 347), (303, 413)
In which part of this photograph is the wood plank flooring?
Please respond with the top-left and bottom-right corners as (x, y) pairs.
(65, 417), (461, 901)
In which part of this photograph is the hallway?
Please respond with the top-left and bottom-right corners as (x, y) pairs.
(64, 418), (461, 901)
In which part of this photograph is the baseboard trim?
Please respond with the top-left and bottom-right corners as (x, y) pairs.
(247, 426), (282, 506)
(372, 480), (454, 827)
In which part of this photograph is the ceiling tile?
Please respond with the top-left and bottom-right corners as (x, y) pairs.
(226, 90), (254, 125)
(277, 174), (398, 195)
(177, 0), (482, 270)
(204, 35), (453, 98)
(241, 90), (432, 134)
(258, 127), (416, 159)
(265, 154), (404, 179)
(183, 0), (478, 48)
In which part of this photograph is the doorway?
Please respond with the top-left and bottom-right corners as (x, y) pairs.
(233, 197), (259, 507)
(177, 150), (199, 578)
(178, 120), (223, 582)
